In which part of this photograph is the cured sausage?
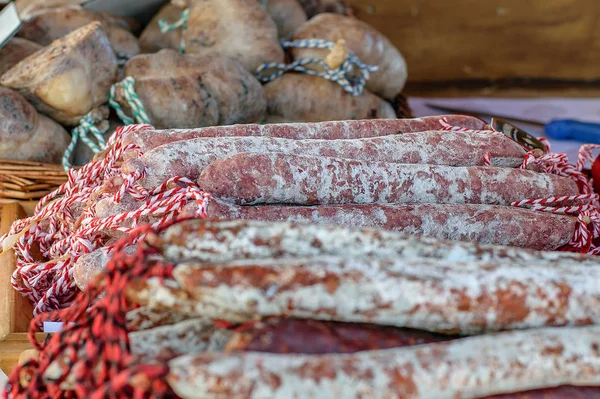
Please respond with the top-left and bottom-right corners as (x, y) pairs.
(72, 210), (587, 291)
(72, 247), (110, 290)
(135, 255), (600, 333)
(139, 131), (526, 187)
(483, 386), (600, 399)
(197, 152), (579, 206)
(206, 202), (579, 250)
(183, 0), (284, 72)
(73, 245), (137, 290)
(0, 37), (42, 76)
(119, 115), (488, 152)
(263, 74), (396, 122)
(161, 219), (594, 266)
(129, 318), (231, 363)
(265, 0), (307, 39)
(224, 318), (456, 354)
(1, 22), (118, 126)
(139, 1), (184, 53)
(116, 50), (266, 129)
(71, 213), (591, 291)
(126, 306), (189, 332)
(17, 7), (140, 62)
(166, 325), (600, 399)
(0, 86), (71, 163)
(292, 13), (407, 100)
(297, 0), (348, 18)
(129, 317), (455, 364)
(134, 317), (447, 364)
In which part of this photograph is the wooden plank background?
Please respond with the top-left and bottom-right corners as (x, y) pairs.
(348, 0), (600, 90)
(0, 333), (45, 376)
(0, 203), (34, 340)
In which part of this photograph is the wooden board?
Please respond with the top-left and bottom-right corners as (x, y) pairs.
(0, 203), (44, 377)
(0, 200), (38, 219)
(348, 0), (600, 94)
(0, 334), (45, 376)
(0, 203), (33, 341)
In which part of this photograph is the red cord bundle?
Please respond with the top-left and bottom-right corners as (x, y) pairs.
(4, 223), (177, 399)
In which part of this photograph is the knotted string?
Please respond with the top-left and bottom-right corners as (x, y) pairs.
(158, 8), (189, 54)
(109, 77), (151, 126)
(61, 108), (109, 172)
(255, 39), (379, 96)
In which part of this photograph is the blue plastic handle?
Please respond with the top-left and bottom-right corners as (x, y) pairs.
(544, 119), (600, 143)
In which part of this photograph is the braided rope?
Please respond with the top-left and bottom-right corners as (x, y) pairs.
(538, 137), (551, 152)
(255, 39), (379, 96)
(511, 193), (598, 214)
(590, 246), (600, 255)
(482, 152), (492, 166)
(576, 144), (600, 171)
(439, 117), (495, 134)
(109, 77), (151, 126)
(0, 124), (209, 316)
(158, 7), (189, 53)
(565, 211), (600, 253)
(61, 109), (109, 172)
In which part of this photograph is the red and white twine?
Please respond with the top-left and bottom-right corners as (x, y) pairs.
(538, 137), (551, 152)
(0, 124), (210, 315)
(510, 194), (598, 215)
(520, 151), (593, 194)
(565, 211), (600, 253)
(439, 117), (495, 134)
(576, 144), (600, 171)
(482, 152), (492, 166)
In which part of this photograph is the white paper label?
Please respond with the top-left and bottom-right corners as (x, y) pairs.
(0, 368), (8, 392)
(0, 2), (21, 49)
(43, 321), (64, 333)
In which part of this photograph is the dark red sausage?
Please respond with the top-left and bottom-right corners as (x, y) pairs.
(224, 318), (458, 354)
(483, 386), (600, 398)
